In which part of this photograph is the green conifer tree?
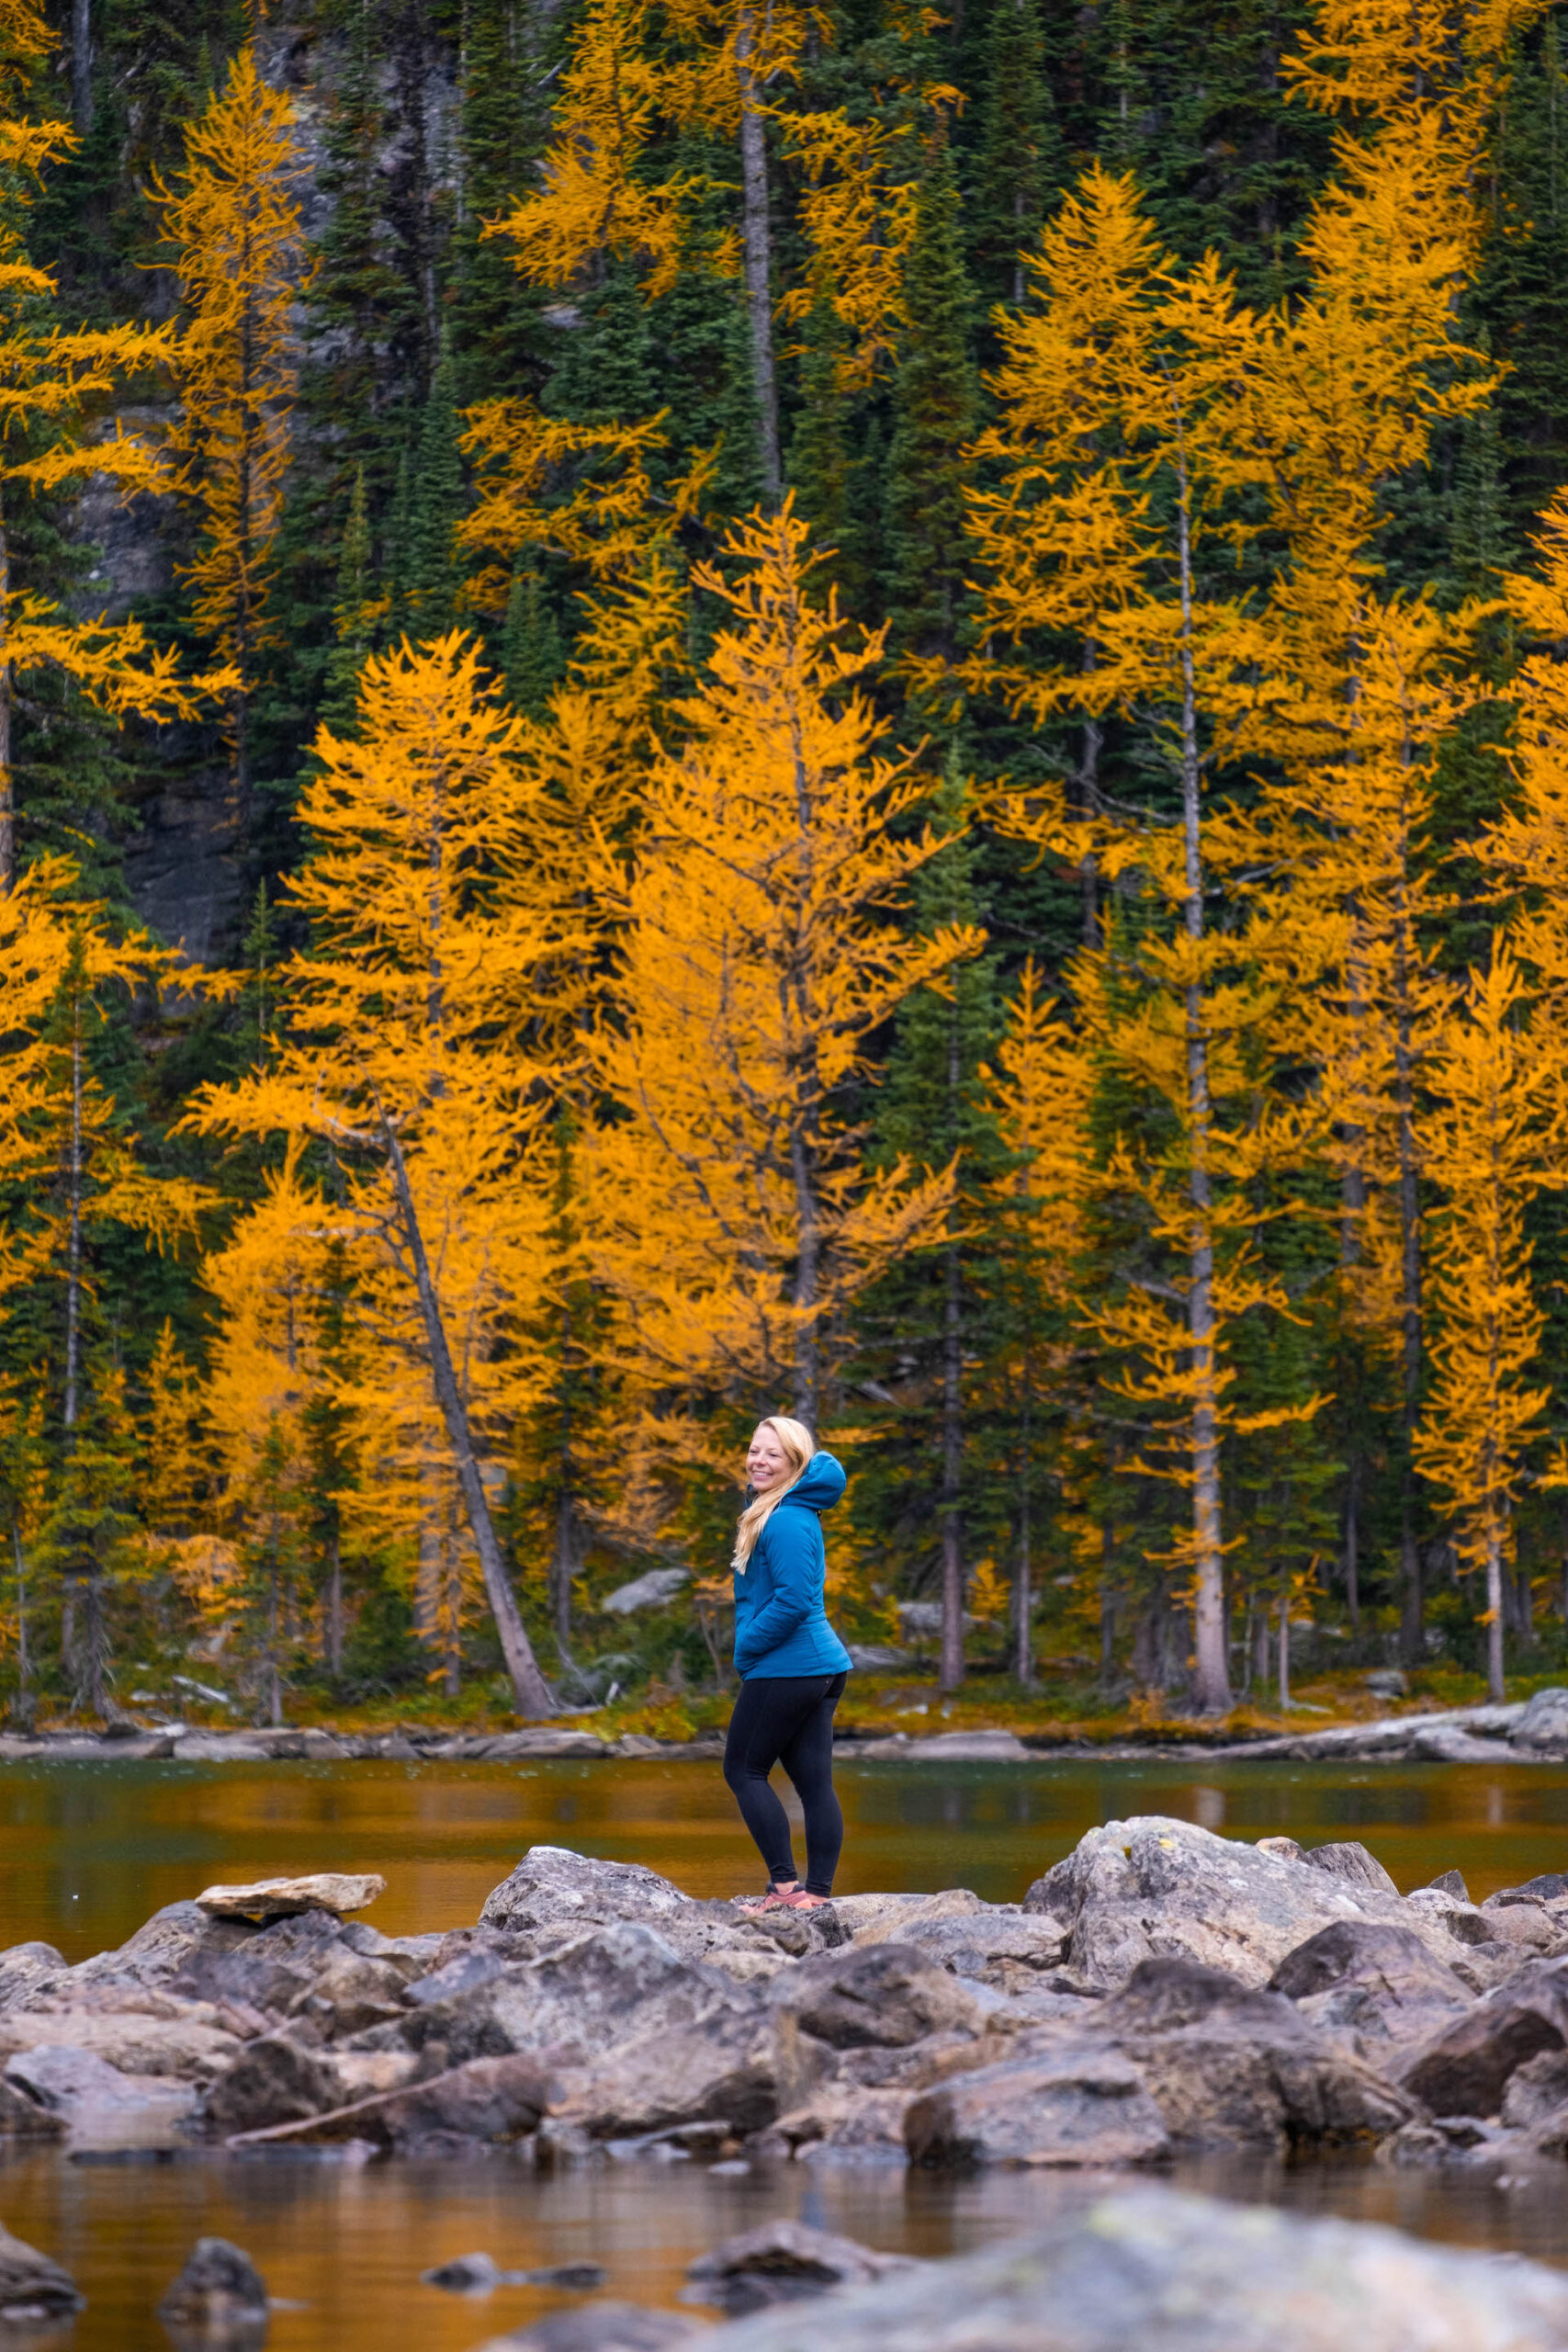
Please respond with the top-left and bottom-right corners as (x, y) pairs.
(404, 333), (466, 639)
(885, 133), (978, 668)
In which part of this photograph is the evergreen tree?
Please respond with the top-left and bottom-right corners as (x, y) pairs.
(403, 333), (466, 639)
(970, 0), (1059, 315)
(502, 571), (565, 718)
(885, 134), (978, 667)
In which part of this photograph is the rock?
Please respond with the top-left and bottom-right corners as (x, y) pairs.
(853, 1730), (1032, 1762)
(173, 1736), (277, 1761)
(226, 2053), (552, 2149)
(484, 1730), (613, 1759)
(195, 1872), (386, 1921)
(904, 2041), (1172, 2167)
(829, 1891), (986, 1947)
(601, 1567), (690, 1615)
(1093, 1959), (1415, 2151)
(1364, 1669), (1408, 1697)
(1300, 1842), (1400, 1896)
(479, 1848), (694, 1933)
(682, 2182), (1568, 2352)
(157, 2237), (269, 2336)
(1509, 1686), (1568, 1751)
(0, 2222), (85, 2324)
(401, 1922), (739, 2070)
(1409, 1724), (1510, 1763)
(1492, 1871), (1568, 1903)
(1416, 1871), (1472, 1903)
(0, 2075), (65, 2137)
(4, 2044), (197, 2120)
(1477, 1898), (1564, 1955)
(0, 1941), (65, 2009)
(70, 1900), (221, 1994)
(171, 1906), (350, 2014)
(1267, 1920), (1472, 2048)
(771, 1944), (985, 2050)
(843, 1645), (911, 1670)
(1500, 2046), (1568, 2128)
(1401, 1958), (1568, 2116)
(1021, 1815), (1427, 1990)
(202, 2030), (346, 2134)
(476, 2306), (695, 2352)
(888, 1912), (1075, 1994)
(423, 2251), (510, 2290)
(685, 2221), (919, 2315)
(0, 2009), (240, 2085)
(547, 2007), (777, 2143)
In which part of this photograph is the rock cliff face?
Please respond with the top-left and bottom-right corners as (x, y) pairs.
(8, 1820), (1568, 2177)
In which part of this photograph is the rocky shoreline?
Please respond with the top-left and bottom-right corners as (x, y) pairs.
(10, 1825), (1568, 2343)
(5, 1682), (1568, 1765)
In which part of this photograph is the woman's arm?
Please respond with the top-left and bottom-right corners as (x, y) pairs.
(733, 1519), (817, 1674)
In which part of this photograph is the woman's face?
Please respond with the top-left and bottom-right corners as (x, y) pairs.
(746, 1423), (791, 1493)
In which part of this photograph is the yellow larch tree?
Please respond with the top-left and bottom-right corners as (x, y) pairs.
(1414, 944), (1562, 1702)
(979, 962), (1093, 1682)
(583, 503), (984, 1456)
(186, 636), (569, 1717)
(0, 0), (217, 887)
(152, 45), (309, 823)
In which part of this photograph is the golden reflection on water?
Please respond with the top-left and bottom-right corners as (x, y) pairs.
(5, 1755), (1568, 1962)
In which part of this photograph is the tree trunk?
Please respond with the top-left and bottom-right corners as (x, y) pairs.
(442, 1490), (461, 1699)
(939, 1237), (964, 1691)
(1172, 426), (1229, 1716)
(326, 1532), (343, 1677)
(1277, 1589), (1291, 1709)
(71, 0), (91, 132)
(378, 1104), (556, 1715)
(12, 1520), (28, 1690)
(1485, 1520), (1506, 1704)
(788, 1120), (820, 1430)
(1014, 1365), (1032, 1685)
(736, 8), (782, 500)
(1343, 1451), (1361, 1635)
(1392, 836), (1425, 1667)
(553, 1489), (574, 1656)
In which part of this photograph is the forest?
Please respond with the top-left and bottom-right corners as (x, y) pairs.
(0, 0), (1566, 1732)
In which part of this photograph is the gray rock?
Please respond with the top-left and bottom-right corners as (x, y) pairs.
(70, 1900), (220, 1995)
(202, 2030), (345, 2134)
(0, 1940), (65, 2010)
(157, 2236), (269, 2335)
(477, 2307), (695, 2352)
(0, 2075), (65, 2137)
(1509, 1686), (1568, 1751)
(1409, 1724), (1510, 1763)
(1499, 2046), (1568, 2128)
(843, 1645), (911, 1670)
(1267, 1920), (1472, 2047)
(484, 1730), (613, 1759)
(1021, 1816), (1429, 1990)
(686, 2221), (919, 2315)
(4, 2043), (196, 2120)
(770, 1944), (985, 2050)
(172, 1905), (347, 2015)
(401, 1922), (739, 2070)
(226, 2053), (552, 2149)
(0, 2222), (84, 2324)
(1416, 1871), (1472, 1903)
(1363, 1669), (1408, 1697)
(904, 2041), (1171, 2168)
(880, 1912), (1073, 1993)
(601, 1568), (690, 1616)
(547, 2007), (777, 2143)
(684, 2182), (1568, 2352)
(1401, 1958), (1568, 2116)
(423, 2250), (510, 2290)
(1301, 1842), (1400, 1896)
(480, 1848), (694, 1933)
(854, 1730), (1032, 1762)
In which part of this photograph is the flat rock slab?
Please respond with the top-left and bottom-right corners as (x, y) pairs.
(196, 1872), (386, 1920)
(852, 1730), (1033, 1762)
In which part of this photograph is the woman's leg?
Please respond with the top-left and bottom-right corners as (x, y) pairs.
(778, 1671), (846, 1896)
(723, 1678), (824, 1886)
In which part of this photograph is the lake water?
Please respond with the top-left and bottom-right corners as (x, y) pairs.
(3, 1753), (1568, 2349)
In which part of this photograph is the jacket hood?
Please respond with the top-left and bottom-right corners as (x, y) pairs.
(777, 1451), (846, 1515)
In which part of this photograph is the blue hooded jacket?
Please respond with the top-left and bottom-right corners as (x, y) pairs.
(732, 1452), (853, 1680)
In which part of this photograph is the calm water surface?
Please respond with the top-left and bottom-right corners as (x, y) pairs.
(2, 1753), (1568, 2349)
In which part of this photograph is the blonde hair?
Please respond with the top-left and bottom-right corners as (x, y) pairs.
(733, 1415), (816, 1571)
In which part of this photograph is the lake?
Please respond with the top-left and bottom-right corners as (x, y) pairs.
(2, 1751), (1567, 2350)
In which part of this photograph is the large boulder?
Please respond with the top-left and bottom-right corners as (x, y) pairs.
(400, 1922), (743, 2069)
(4, 2044), (197, 2124)
(1023, 1817), (1447, 1990)
(0, 2007), (240, 2084)
(1401, 1957), (1568, 2116)
(904, 2042), (1171, 2168)
(202, 2029), (353, 2134)
(157, 2237), (269, 2340)
(0, 1942), (65, 2011)
(479, 1848), (694, 1934)
(1267, 1920), (1472, 2050)
(769, 1945), (985, 2051)
(476, 2308), (694, 2352)
(0, 2075), (65, 2137)
(545, 2007), (777, 2143)
(681, 2182), (1568, 2352)
(1509, 1686), (1568, 1752)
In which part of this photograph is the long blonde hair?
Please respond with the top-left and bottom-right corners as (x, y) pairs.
(733, 1416), (816, 1571)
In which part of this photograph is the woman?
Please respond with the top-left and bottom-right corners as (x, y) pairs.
(724, 1415), (852, 1913)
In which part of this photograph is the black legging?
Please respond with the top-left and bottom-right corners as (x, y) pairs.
(723, 1672), (847, 1895)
